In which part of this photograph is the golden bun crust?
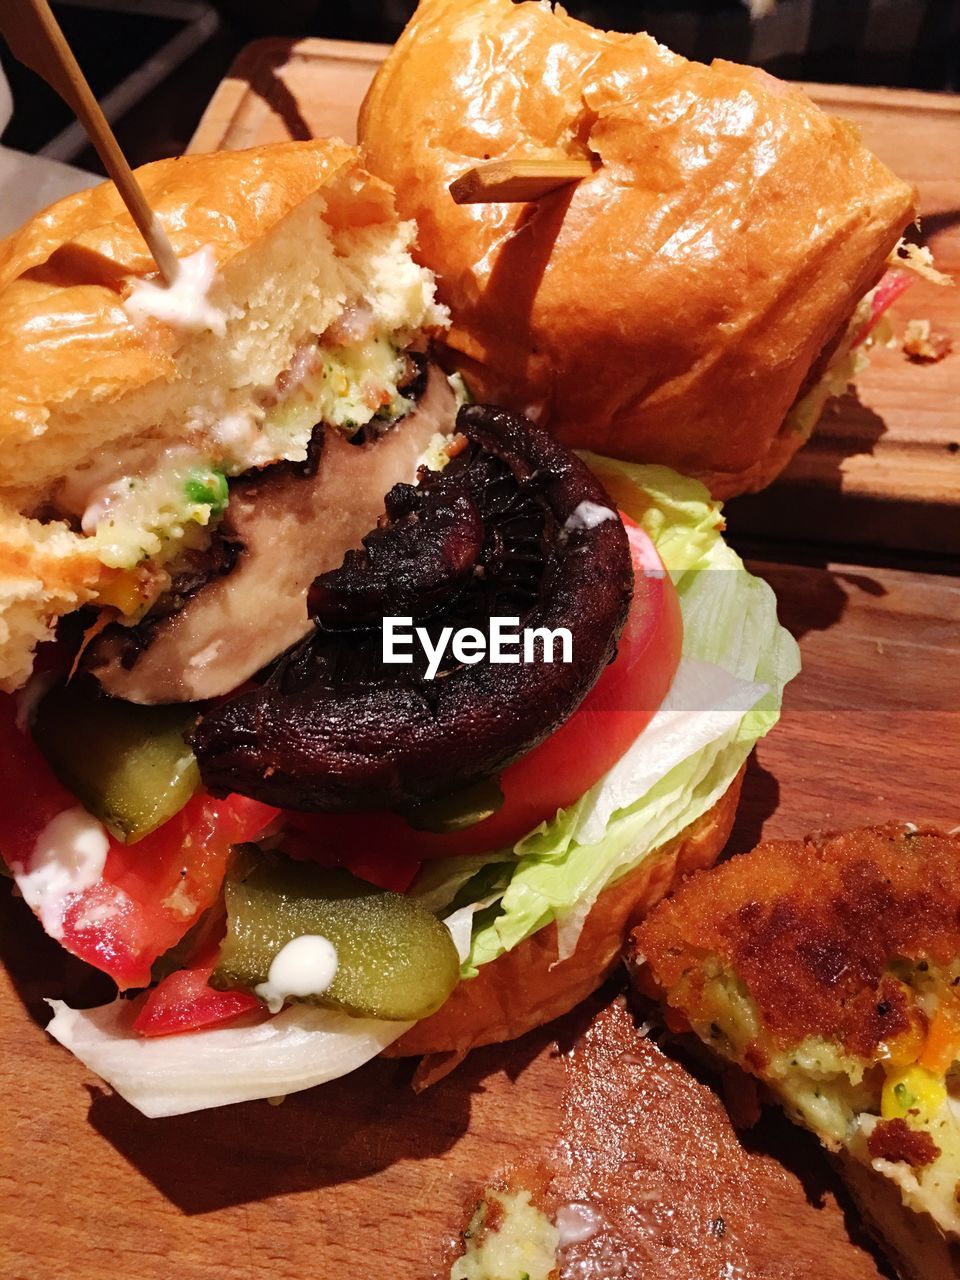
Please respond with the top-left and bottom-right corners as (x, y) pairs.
(390, 767), (744, 1057)
(0, 139), (391, 498)
(359, 0), (916, 498)
(0, 500), (104, 690)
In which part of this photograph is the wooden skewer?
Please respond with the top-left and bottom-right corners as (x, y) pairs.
(449, 157), (597, 205)
(1, 0), (179, 284)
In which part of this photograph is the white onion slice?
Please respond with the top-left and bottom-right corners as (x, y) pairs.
(45, 998), (411, 1119)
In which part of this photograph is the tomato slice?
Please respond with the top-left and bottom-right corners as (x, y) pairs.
(0, 694), (277, 989)
(280, 827), (424, 893)
(285, 515), (682, 863)
(133, 943), (264, 1037)
(849, 268), (912, 348)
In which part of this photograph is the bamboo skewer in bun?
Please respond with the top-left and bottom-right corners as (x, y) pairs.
(359, 0), (917, 498)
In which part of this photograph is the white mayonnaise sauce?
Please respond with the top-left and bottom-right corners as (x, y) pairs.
(15, 807), (109, 939)
(124, 245), (226, 335)
(564, 501), (616, 532)
(255, 935), (339, 1014)
(71, 900), (122, 932)
(555, 1201), (605, 1247)
(625, 522), (667, 580)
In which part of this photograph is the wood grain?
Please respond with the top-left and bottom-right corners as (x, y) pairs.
(188, 38), (960, 559)
(2, 37), (957, 1280)
(480, 997), (896, 1280)
(3, 558), (958, 1279)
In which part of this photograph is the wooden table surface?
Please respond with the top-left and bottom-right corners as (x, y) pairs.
(3, 36), (960, 1280)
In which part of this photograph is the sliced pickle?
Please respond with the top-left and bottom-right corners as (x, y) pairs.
(32, 679), (200, 844)
(404, 777), (504, 833)
(212, 852), (461, 1021)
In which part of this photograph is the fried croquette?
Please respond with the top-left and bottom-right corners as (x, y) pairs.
(633, 824), (960, 1239)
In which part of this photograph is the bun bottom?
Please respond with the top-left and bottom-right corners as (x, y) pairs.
(390, 768), (745, 1058)
(444, 347), (809, 503)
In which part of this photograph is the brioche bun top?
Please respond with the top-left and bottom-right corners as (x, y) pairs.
(359, 0), (916, 497)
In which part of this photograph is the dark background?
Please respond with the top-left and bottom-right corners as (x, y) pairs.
(1, 0), (959, 173)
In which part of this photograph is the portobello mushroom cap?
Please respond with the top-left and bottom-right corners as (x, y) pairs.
(192, 404), (633, 811)
(87, 363), (457, 704)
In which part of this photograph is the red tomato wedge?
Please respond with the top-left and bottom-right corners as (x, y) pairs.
(0, 694), (277, 989)
(134, 943), (264, 1037)
(285, 516), (682, 863)
(849, 268), (912, 348)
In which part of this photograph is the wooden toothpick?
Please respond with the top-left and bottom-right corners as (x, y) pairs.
(1, 0), (179, 283)
(449, 157), (597, 205)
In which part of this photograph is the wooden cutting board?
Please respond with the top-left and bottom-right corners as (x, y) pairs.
(3, 35), (959, 1280)
(3, 557), (959, 1280)
(188, 37), (960, 561)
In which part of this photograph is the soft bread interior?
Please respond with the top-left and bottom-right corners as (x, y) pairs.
(0, 508), (103, 692)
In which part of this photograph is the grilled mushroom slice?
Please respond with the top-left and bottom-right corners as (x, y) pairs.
(88, 364), (457, 704)
(192, 404), (633, 811)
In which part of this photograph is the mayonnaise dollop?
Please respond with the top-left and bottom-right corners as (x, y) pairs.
(124, 245), (226, 335)
(254, 935), (339, 1014)
(15, 807), (109, 939)
(564, 501), (616, 532)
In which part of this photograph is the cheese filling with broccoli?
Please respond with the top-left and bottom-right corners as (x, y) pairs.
(56, 323), (440, 598)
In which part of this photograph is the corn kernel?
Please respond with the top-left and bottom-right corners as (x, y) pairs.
(96, 571), (145, 616)
(881, 1065), (947, 1122)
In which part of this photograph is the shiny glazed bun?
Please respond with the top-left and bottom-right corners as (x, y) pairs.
(390, 767), (744, 1059)
(359, 0), (916, 498)
(0, 140), (446, 691)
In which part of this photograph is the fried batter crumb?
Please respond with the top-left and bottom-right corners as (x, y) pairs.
(868, 1118), (940, 1169)
(903, 318), (952, 363)
(636, 824), (960, 1058)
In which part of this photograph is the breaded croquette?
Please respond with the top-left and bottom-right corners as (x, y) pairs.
(633, 824), (960, 1238)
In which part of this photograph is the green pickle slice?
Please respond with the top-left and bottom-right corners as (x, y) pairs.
(213, 852), (461, 1022)
(32, 680), (200, 844)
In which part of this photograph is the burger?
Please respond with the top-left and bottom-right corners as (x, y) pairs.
(0, 140), (800, 1117)
(358, 0), (922, 498)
